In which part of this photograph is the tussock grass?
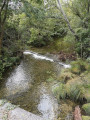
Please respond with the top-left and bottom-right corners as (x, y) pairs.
(53, 63), (90, 103)
(70, 59), (90, 75)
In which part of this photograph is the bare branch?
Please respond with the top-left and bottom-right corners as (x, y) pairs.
(56, 0), (79, 40)
(57, 0), (75, 34)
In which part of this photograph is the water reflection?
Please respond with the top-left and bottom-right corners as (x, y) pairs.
(38, 85), (58, 120)
(0, 52), (61, 120)
(6, 62), (31, 96)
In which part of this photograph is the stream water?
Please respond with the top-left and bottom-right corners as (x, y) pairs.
(0, 51), (74, 120)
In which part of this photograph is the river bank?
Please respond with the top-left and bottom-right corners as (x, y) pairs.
(0, 50), (76, 120)
(0, 48), (90, 120)
(0, 51), (23, 80)
(26, 48), (90, 120)
(53, 61), (90, 120)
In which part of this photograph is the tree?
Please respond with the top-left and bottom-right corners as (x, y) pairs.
(0, 0), (9, 54)
(56, 0), (79, 40)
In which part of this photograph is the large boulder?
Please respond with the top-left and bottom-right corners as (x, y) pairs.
(0, 100), (44, 120)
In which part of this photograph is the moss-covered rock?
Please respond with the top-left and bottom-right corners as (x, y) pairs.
(82, 103), (90, 115)
(82, 116), (90, 120)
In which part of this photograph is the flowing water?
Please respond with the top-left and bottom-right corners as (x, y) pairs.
(0, 51), (74, 120)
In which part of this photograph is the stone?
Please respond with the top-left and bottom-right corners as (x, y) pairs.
(8, 108), (44, 120)
(0, 102), (45, 120)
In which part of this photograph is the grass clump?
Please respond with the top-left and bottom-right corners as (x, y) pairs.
(69, 84), (86, 102)
(57, 69), (76, 83)
(82, 116), (90, 120)
(53, 82), (86, 102)
(46, 77), (55, 82)
(53, 62), (90, 103)
(70, 59), (90, 75)
(53, 83), (67, 100)
(82, 103), (90, 115)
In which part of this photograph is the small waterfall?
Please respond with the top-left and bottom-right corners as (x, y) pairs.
(23, 50), (71, 68)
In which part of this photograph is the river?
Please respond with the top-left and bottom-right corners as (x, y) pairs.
(0, 51), (74, 120)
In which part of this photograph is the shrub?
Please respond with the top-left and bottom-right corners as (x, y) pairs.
(53, 71), (90, 102)
(27, 28), (53, 47)
(53, 83), (67, 100)
(76, 28), (90, 58)
(82, 103), (90, 115)
(57, 69), (76, 83)
(70, 59), (90, 74)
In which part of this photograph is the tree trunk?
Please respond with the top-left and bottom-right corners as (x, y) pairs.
(56, 0), (79, 40)
(0, 0), (9, 54)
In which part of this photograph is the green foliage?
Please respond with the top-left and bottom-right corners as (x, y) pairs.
(70, 59), (90, 74)
(54, 67), (90, 102)
(27, 27), (52, 47)
(82, 116), (90, 120)
(53, 82), (86, 102)
(82, 103), (90, 115)
(70, 84), (85, 101)
(64, 0), (90, 58)
(46, 77), (54, 82)
(0, 6), (22, 80)
(63, 33), (76, 53)
(0, 55), (20, 80)
(0, 0), (90, 80)
(76, 28), (90, 58)
(21, 0), (67, 47)
(57, 69), (76, 83)
(53, 83), (67, 100)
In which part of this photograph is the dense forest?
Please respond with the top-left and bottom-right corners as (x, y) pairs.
(0, 0), (90, 119)
(0, 0), (90, 79)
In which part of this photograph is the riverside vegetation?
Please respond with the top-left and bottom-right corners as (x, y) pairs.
(53, 59), (90, 119)
(0, 0), (90, 119)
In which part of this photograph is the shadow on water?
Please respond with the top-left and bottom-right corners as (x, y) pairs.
(0, 51), (75, 120)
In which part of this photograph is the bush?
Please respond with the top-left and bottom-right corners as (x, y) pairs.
(27, 28), (52, 47)
(53, 83), (67, 100)
(53, 83), (86, 102)
(76, 28), (90, 58)
(53, 70), (90, 102)
(57, 69), (76, 83)
(70, 59), (90, 74)
(82, 103), (90, 115)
